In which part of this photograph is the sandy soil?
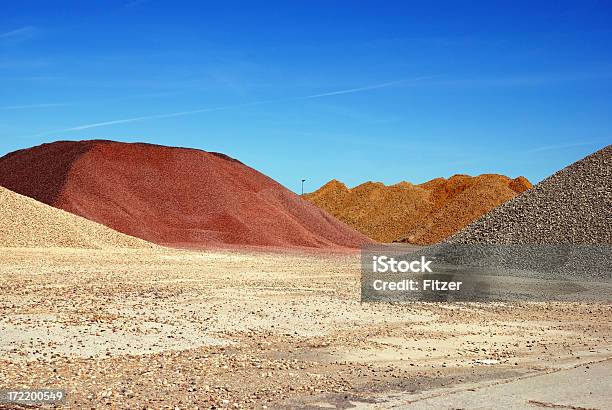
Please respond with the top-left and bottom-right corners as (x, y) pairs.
(0, 247), (610, 409)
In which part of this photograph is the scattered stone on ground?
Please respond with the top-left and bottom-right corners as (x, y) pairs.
(0, 247), (609, 408)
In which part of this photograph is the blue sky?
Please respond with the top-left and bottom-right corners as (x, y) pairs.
(1, 1), (611, 192)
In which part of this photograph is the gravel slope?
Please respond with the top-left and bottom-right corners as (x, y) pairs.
(0, 186), (154, 249)
(0, 140), (371, 250)
(450, 145), (612, 245)
(305, 175), (531, 243)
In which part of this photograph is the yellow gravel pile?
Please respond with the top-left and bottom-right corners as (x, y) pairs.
(0, 186), (155, 249)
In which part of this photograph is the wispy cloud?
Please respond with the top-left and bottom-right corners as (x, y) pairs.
(61, 103), (263, 132)
(0, 26), (37, 43)
(23, 78), (425, 138)
(0, 91), (179, 112)
(24, 101), (270, 137)
(421, 71), (612, 88)
(0, 58), (50, 70)
(526, 140), (609, 154)
(296, 79), (410, 99)
(0, 103), (67, 111)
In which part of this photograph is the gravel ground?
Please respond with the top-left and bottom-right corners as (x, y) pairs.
(0, 247), (610, 409)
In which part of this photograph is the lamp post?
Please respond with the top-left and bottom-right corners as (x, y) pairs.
(301, 179), (306, 196)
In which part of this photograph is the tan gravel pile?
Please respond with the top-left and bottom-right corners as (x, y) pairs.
(0, 186), (155, 249)
(305, 175), (531, 244)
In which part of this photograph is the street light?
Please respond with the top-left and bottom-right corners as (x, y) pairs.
(301, 179), (306, 196)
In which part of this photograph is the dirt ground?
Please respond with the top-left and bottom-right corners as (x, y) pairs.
(0, 247), (610, 409)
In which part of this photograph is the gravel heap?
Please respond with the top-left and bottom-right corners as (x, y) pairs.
(435, 145), (612, 280)
(305, 180), (432, 243)
(0, 140), (371, 250)
(399, 175), (531, 244)
(305, 175), (531, 243)
(449, 145), (612, 245)
(0, 186), (155, 249)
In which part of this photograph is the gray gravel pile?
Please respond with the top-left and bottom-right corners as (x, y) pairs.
(438, 145), (612, 280)
(412, 243), (610, 281)
(449, 145), (612, 245)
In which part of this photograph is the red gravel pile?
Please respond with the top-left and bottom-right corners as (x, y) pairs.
(0, 140), (371, 249)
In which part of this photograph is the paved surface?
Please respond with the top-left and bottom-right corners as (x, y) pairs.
(393, 359), (611, 409)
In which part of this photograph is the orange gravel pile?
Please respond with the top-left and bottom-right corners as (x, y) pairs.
(304, 180), (431, 243)
(0, 186), (155, 249)
(305, 174), (532, 244)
